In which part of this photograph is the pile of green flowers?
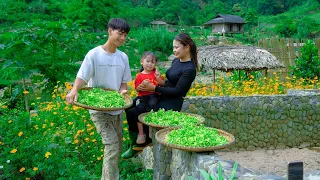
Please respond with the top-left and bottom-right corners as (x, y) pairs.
(167, 125), (228, 147)
(78, 88), (125, 108)
(144, 109), (201, 126)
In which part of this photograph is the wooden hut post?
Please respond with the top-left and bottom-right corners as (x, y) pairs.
(212, 69), (216, 86)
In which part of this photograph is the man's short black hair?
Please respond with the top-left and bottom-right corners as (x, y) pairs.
(108, 18), (130, 33)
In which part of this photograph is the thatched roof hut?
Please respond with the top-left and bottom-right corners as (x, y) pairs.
(197, 46), (285, 72)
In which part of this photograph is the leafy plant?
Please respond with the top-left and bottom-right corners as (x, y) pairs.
(291, 40), (320, 80)
(188, 162), (238, 180)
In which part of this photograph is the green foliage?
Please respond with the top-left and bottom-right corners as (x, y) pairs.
(0, 19), (89, 88)
(291, 40), (320, 79)
(0, 84), (153, 179)
(187, 162), (238, 180)
(258, 0), (284, 15)
(296, 17), (319, 38)
(64, 0), (118, 31)
(275, 19), (297, 37)
(122, 27), (175, 68)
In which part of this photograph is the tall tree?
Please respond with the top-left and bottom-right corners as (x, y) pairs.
(64, 0), (118, 31)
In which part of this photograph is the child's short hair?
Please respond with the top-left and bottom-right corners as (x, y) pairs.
(108, 18), (130, 33)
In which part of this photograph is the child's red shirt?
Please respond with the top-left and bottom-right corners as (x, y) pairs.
(134, 70), (164, 97)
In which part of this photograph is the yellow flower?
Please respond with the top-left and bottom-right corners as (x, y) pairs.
(68, 122), (73, 125)
(10, 149), (17, 153)
(19, 167), (25, 172)
(1, 105), (7, 108)
(8, 120), (12, 123)
(74, 139), (79, 144)
(26, 178), (30, 180)
(122, 137), (126, 141)
(53, 112), (57, 115)
(33, 167), (38, 171)
(85, 138), (89, 142)
(23, 91), (29, 94)
(92, 139), (97, 143)
(45, 152), (51, 158)
(18, 132), (23, 137)
(97, 157), (101, 161)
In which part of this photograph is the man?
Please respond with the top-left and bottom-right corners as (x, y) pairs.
(66, 18), (131, 180)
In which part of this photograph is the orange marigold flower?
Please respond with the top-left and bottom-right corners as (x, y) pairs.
(18, 132), (23, 136)
(26, 178), (30, 180)
(33, 167), (38, 171)
(23, 91), (29, 94)
(10, 149), (17, 153)
(19, 167), (25, 172)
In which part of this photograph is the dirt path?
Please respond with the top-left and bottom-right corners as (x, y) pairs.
(216, 148), (320, 177)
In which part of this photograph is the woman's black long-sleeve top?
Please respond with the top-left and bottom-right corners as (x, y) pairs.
(155, 58), (196, 99)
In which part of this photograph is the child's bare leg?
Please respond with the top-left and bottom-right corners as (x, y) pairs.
(137, 122), (144, 135)
(136, 122), (146, 144)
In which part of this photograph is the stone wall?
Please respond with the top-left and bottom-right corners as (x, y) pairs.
(181, 90), (320, 150)
(148, 90), (320, 180)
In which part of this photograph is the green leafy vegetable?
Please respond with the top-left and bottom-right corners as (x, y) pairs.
(144, 109), (201, 126)
(77, 88), (125, 108)
(167, 125), (228, 147)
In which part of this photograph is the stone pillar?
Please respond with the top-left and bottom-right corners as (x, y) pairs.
(152, 127), (172, 180)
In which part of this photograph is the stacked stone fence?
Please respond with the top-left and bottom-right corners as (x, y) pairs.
(181, 89), (320, 150)
(148, 89), (320, 179)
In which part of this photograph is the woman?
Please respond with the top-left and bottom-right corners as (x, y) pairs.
(121, 32), (199, 159)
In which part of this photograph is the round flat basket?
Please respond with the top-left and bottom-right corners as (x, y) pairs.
(73, 87), (133, 111)
(155, 127), (235, 152)
(138, 112), (205, 129)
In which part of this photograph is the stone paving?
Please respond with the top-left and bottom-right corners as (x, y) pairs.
(216, 147), (320, 179)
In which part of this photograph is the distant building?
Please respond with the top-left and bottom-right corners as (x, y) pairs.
(204, 14), (245, 35)
(150, 20), (167, 29)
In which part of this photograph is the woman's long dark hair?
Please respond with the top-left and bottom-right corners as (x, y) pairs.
(174, 33), (199, 71)
(139, 51), (158, 72)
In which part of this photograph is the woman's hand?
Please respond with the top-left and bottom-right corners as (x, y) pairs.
(137, 79), (156, 92)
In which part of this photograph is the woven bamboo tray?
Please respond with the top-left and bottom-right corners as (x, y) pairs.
(73, 87), (133, 111)
(155, 127), (235, 152)
(138, 112), (205, 129)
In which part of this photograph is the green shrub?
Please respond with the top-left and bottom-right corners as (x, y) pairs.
(291, 40), (320, 79)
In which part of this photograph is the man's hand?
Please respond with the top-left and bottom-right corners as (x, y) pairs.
(66, 88), (78, 104)
(120, 89), (128, 95)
